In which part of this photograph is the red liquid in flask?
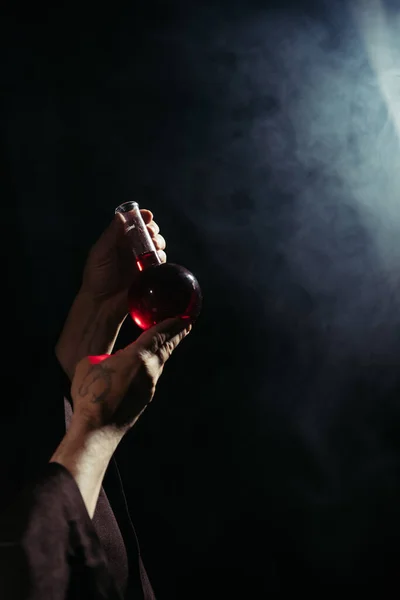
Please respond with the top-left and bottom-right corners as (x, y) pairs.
(128, 251), (202, 330)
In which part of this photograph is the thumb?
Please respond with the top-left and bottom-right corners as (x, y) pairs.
(111, 212), (126, 242)
(93, 213), (125, 253)
(130, 317), (192, 362)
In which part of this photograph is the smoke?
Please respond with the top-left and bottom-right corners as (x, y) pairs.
(143, 0), (400, 366)
(131, 2), (400, 557)
(354, 0), (400, 140)
(4, 0), (400, 586)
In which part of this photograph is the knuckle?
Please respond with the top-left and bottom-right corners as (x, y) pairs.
(156, 234), (166, 248)
(136, 348), (162, 373)
(147, 222), (160, 235)
(136, 348), (152, 364)
(164, 339), (175, 356)
(158, 249), (167, 262)
(157, 341), (175, 363)
(150, 332), (167, 354)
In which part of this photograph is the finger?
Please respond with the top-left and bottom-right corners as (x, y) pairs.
(98, 213), (125, 246)
(148, 322), (192, 367)
(147, 220), (160, 236)
(140, 209), (154, 224)
(152, 233), (166, 251)
(113, 212), (128, 242)
(157, 249), (167, 263)
(131, 317), (192, 361)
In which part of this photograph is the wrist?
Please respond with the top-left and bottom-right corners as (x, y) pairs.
(51, 417), (121, 467)
(73, 288), (129, 328)
(77, 286), (129, 323)
(50, 417), (123, 517)
(71, 414), (124, 450)
(55, 289), (128, 380)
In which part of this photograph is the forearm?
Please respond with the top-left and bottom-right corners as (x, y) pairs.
(49, 420), (121, 518)
(55, 289), (127, 380)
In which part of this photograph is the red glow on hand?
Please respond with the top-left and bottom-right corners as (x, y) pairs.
(133, 314), (147, 329)
(88, 354), (111, 365)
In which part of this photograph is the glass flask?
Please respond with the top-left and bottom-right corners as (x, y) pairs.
(115, 201), (202, 330)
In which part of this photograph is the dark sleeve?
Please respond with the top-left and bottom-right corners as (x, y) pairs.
(0, 462), (123, 600)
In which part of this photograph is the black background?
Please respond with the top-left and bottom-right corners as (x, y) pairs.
(2, 0), (400, 597)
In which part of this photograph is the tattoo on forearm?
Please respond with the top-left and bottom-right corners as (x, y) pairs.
(78, 363), (116, 404)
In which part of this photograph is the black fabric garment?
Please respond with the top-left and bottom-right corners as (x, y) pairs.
(64, 397), (129, 595)
(64, 397), (155, 600)
(0, 349), (156, 599)
(0, 462), (124, 600)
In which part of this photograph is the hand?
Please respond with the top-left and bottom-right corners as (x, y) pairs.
(70, 317), (192, 436)
(80, 208), (167, 311)
(55, 208), (166, 379)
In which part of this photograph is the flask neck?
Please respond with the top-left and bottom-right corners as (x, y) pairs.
(115, 201), (162, 270)
(136, 250), (161, 272)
